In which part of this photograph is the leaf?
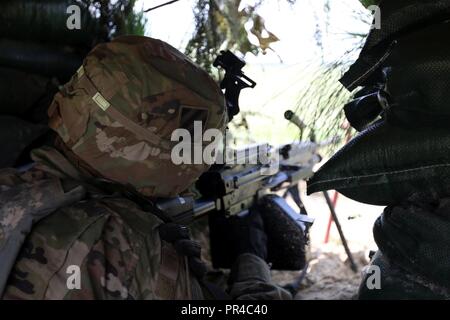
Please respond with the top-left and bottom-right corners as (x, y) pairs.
(185, 0), (290, 74)
(250, 14), (280, 54)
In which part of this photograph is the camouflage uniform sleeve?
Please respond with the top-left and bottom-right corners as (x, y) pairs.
(2, 197), (164, 300)
(228, 253), (292, 300)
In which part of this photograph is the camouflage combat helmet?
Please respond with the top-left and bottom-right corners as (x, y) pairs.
(48, 36), (227, 197)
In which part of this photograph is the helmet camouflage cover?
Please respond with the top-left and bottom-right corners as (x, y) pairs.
(48, 36), (227, 197)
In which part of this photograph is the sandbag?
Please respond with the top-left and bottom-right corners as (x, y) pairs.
(0, 0), (105, 47)
(382, 22), (450, 129)
(343, 22), (450, 133)
(359, 195), (450, 299)
(374, 195), (450, 290)
(340, 0), (450, 91)
(0, 116), (48, 168)
(315, 16), (450, 207)
(307, 120), (450, 206)
(0, 67), (51, 117)
(0, 39), (83, 81)
(358, 251), (450, 300)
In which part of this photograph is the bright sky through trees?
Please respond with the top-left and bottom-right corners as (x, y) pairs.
(135, 0), (370, 65)
(134, 0), (373, 145)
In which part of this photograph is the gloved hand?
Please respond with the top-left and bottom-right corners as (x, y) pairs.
(227, 207), (268, 261)
(158, 223), (207, 279)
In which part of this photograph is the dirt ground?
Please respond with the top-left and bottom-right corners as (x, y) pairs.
(271, 182), (384, 300)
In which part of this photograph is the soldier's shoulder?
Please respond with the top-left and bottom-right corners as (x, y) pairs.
(0, 163), (163, 237)
(32, 196), (164, 250)
(3, 197), (164, 299)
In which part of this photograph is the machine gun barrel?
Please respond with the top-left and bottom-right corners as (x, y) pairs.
(156, 197), (216, 224)
(154, 137), (336, 270)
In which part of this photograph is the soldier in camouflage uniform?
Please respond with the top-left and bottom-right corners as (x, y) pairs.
(0, 36), (292, 300)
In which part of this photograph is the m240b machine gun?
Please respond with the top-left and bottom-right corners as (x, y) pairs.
(156, 50), (339, 272)
(156, 138), (336, 270)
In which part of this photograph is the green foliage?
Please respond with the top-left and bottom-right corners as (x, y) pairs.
(146, 0), (370, 154)
(185, 0), (293, 75)
(79, 0), (146, 39)
(119, 9), (148, 36)
(0, 0), (147, 46)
